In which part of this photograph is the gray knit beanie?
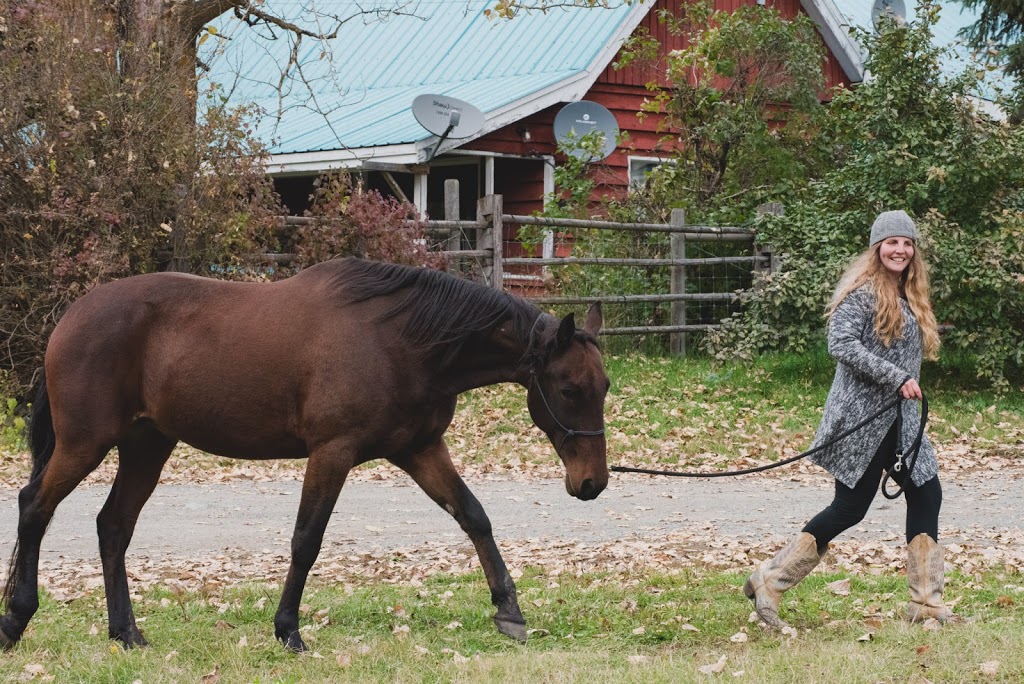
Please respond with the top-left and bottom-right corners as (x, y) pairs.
(869, 210), (917, 246)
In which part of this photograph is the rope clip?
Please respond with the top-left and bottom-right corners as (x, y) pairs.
(893, 452), (904, 472)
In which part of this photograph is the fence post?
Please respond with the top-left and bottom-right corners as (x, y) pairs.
(754, 203), (783, 287)
(477, 194), (504, 290)
(669, 208), (686, 356)
(444, 179), (461, 252)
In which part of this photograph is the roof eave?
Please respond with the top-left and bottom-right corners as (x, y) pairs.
(801, 0), (865, 84)
(267, 143), (421, 175)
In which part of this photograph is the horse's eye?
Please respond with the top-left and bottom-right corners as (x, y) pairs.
(560, 387), (578, 401)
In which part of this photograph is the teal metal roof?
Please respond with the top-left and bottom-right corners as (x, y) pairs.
(202, 1), (642, 157)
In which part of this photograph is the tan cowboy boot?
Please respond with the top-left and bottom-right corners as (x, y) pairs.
(743, 532), (824, 628)
(907, 533), (955, 624)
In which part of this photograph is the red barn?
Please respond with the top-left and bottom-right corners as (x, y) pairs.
(208, 0), (863, 274)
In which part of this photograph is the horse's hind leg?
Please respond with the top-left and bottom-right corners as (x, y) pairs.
(97, 423), (175, 648)
(0, 441), (109, 647)
(391, 438), (526, 641)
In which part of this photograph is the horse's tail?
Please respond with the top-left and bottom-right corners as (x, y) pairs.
(3, 371), (53, 610)
(27, 371), (55, 484)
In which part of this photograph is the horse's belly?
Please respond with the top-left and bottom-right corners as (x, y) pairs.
(177, 430), (307, 461)
(151, 409), (307, 461)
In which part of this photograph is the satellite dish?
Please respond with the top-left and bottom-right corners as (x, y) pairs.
(871, 0), (906, 32)
(412, 94), (484, 139)
(553, 101), (619, 161)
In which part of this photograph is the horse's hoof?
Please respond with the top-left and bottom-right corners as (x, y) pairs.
(0, 617), (21, 650)
(494, 616), (527, 643)
(116, 634), (149, 650)
(0, 627), (17, 651)
(279, 630), (307, 653)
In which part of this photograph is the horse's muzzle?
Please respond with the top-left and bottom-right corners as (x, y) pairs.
(566, 474), (605, 501)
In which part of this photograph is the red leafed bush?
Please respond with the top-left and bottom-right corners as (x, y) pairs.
(292, 174), (447, 270)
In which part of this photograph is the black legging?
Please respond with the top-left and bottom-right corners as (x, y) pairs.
(802, 422), (942, 554)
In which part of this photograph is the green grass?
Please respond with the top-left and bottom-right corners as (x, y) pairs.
(449, 347), (1024, 474)
(1, 347), (1020, 484)
(2, 569), (1021, 682)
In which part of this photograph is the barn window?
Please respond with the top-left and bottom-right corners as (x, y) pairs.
(628, 156), (673, 189)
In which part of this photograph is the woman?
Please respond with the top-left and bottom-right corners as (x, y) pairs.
(743, 210), (954, 628)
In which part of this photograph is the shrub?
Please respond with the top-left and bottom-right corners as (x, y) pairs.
(0, 3), (283, 400)
(291, 173), (447, 270)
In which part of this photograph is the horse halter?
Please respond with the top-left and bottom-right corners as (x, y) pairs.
(529, 370), (605, 450)
(525, 314), (605, 450)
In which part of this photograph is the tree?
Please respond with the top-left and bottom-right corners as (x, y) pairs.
(960, 0), (1024, 99)
(709, 4), (1024, 389)
(619, 1), (828, 223)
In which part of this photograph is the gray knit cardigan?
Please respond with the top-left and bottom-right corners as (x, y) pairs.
(808, 285), (937, 488)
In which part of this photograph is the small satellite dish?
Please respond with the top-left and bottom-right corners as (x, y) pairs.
(871, 0), (906, 32)
(553, 101), (619, 161)
(412, 94), (484, 140)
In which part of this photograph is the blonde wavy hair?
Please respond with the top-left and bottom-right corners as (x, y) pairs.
(826, 241), (940, 360)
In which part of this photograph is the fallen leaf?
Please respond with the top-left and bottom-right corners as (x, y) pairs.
(200, 666), (220, 683)
(237, 635), (247, 647)
(698, 655), (727, 674)
(857, 633), (873, 642)
(680, 623), (700, 632)
(632, 626), (646, 635)
(729, 631), (748, 643)
(827, 578), (851, 596)
(336, 653), (351, 668)
(979, 661), (999, 677)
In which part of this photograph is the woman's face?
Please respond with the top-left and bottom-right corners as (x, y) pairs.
(878, 237), (915, 278)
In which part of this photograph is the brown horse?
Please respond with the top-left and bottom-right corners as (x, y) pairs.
(0, 258), (609, 651)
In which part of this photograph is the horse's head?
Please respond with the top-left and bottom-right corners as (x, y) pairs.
(526, 304), (609, 501)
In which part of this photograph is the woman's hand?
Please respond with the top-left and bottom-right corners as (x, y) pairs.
(899, 378), (923, 400)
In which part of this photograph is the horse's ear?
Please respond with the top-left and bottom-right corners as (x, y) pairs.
(583, 302), (602, 336)
(556, 313), (576, 349)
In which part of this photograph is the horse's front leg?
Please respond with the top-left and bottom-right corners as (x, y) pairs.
(274, 440), (353, 652)
(391, 438), (526, 641)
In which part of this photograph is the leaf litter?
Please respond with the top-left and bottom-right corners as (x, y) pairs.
(0, 382), (1021, 602)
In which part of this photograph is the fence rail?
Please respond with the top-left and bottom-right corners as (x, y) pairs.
(276, 191), (773, 354)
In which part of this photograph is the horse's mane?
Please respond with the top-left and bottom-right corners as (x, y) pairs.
(323, 258), (542, 362)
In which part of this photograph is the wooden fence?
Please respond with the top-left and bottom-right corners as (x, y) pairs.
(275, 187), (775, 355)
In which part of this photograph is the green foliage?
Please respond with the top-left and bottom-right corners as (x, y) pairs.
(709, 4), (1024, 389)
(291, 174), (447, 270)
(960, 0), (1024, 117)
(0, 396), (27, 452)
(623, 0), (828, 222)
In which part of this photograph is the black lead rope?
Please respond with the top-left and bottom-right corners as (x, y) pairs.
(612, 394), (928, 492)
(880, 395), (928, 500)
